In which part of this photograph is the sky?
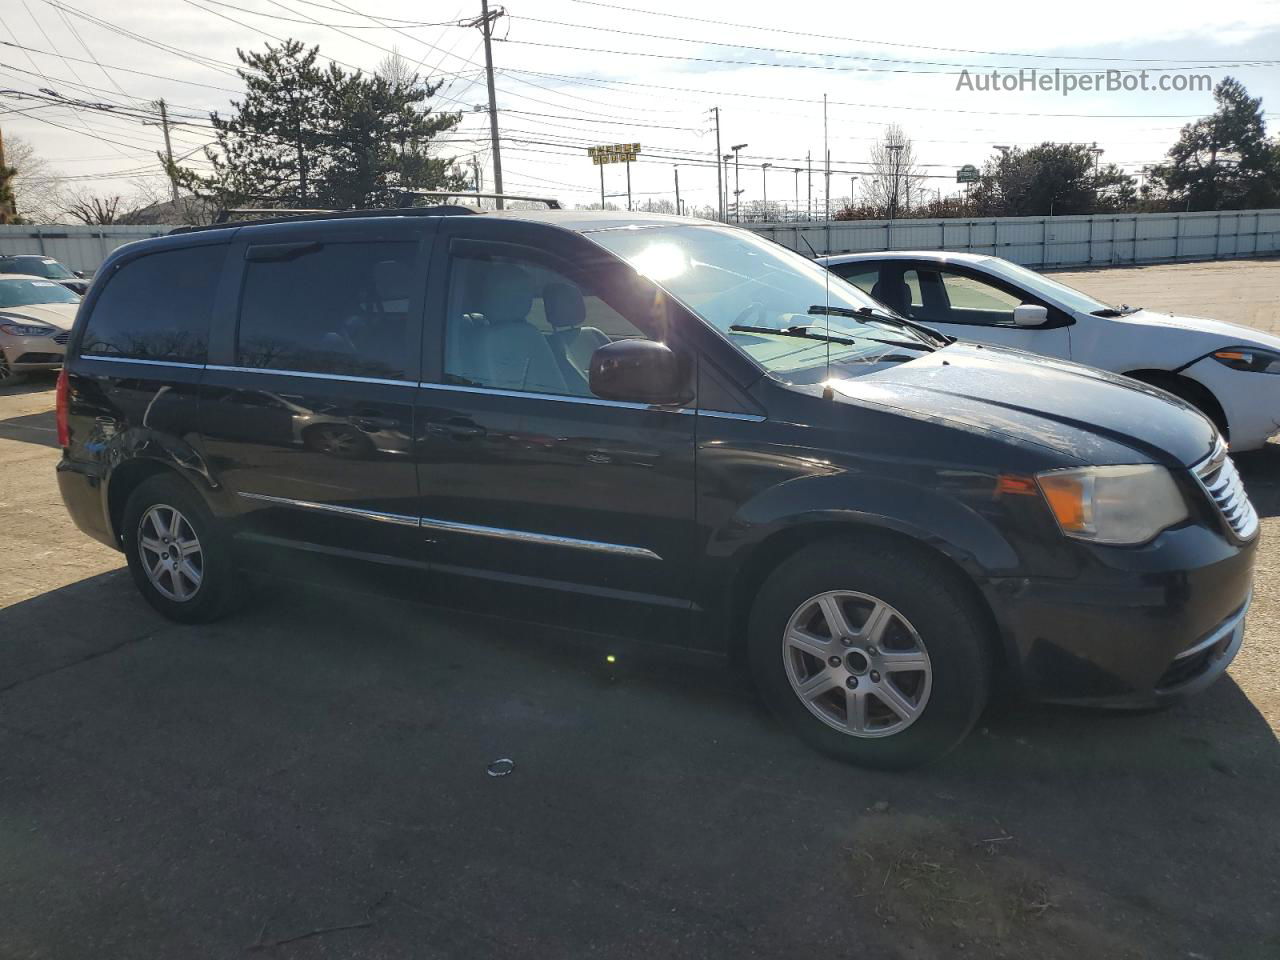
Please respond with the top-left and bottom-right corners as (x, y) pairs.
(3, 0), (1280, 218)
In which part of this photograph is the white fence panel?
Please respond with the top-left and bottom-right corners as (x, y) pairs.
(2, 208), (1278, 275)
(0, 225), (168, 272)
(748, 207), (1280, 269)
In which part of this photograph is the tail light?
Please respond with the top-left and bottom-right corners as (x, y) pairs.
(55, 366), (70, 448)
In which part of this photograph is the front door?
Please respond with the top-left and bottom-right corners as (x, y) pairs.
(876, 262), (1072, 359)
(413, 218), (697, 642)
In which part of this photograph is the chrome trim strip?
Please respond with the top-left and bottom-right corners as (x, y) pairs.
(1174, 593), (1251, 660)
(80, 355), (205, 370)
(698, 409), (766, 422)
(206, 364), (414, 388)
(415, 380), (692, 414)
(418, 515), (661, 560)
(238, 492), (419, 527)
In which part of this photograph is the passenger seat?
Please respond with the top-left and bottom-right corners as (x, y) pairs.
(543, 281), (610, 390)
(469, 264), (568, 394)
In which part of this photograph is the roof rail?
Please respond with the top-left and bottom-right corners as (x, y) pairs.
(403, 190), (561, 209)
(169, 205), (478, 235)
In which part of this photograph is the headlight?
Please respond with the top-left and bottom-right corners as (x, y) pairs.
(1212, 347), (1280, 374)
(1036, 464), (1188, 545)
(0, 322), (58, 337)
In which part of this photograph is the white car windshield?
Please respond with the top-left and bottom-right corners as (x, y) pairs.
(980, 258), (1120, 315)
(0, 278), (80, 307)
(589, 224), (937, 382)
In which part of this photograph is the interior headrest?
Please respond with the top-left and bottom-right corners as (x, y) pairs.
(871, 277), (909, 307)
(478, 262), (535, 324)
(374, 259), (412, 301)
(542, 281), (586, 330)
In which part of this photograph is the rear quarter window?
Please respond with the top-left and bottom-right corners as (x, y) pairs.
(80, 245), (226, 363)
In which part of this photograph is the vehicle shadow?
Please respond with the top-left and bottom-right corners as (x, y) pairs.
(1236, 441), (1280, 518)
(2, 565), (1277, 958)
(0, 409), (58, 448)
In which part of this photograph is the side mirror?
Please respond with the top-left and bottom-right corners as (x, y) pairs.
(589, 339), (691, 406)
(74, 271), (86, 279)
(1013, 304), (1049, 328)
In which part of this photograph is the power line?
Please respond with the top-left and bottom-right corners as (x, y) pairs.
(569, 0), (1277, 66)
(502, 66), (1264, 120)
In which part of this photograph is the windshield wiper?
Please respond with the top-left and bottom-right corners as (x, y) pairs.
(807, 304), (945, 348)
(729, 323), (929, 352)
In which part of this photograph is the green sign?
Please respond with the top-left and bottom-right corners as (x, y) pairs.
(956, 164), (980, 184)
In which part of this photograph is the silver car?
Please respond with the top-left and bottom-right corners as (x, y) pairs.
(0, 275), (81, 386)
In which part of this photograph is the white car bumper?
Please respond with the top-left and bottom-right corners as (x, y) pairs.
(1183, 356), (1280, 451)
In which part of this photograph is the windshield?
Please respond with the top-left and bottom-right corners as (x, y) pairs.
(1, 257), (74, 280)
(0, 278), (80, 307)
(589, 224), (935, 382)
(979, 258), (1117, 315)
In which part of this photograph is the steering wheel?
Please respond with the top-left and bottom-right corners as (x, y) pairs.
(731, 300), (769, 328)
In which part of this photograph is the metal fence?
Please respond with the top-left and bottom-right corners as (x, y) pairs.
(3, 209), (1279, 274)
(0, 224), (169, 272)
(747, 208), (1280, 267)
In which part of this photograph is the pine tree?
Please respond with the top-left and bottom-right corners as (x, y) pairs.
(1153, 77), (1280, 210)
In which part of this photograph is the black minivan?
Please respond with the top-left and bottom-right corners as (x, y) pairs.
(56, 208), (1258, 767)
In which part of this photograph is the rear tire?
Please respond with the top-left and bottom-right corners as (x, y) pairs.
(747, 539), (991, 769)
(121, 473), (244, 623)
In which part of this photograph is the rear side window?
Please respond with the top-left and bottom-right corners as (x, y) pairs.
(81, 245), (226, 363)
(236, 241), (418, 381)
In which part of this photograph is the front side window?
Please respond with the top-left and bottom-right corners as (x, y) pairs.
(0, 278), (79, 307)
(81, 245), (225, 363)
(443, 248), (649, 397)
(237, 241), (419, 381)
(932, 270), (1024, 326)
(589, 225), (936, 385)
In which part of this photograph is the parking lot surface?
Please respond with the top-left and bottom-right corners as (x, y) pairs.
(2, 259), (1279, 958)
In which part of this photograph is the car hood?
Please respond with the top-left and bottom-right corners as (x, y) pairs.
(1110, 308), (1280, 352)
(0, 302), (78, 329)
(827, 343), (1217, 467)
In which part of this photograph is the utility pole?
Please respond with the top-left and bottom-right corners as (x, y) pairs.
(1089, 141), (1104, 176)
(625, 158), (632, 211)
(474, 1), (505, 208)
(711, 107), (723, 222)
(152, 99), (179, 203)
(823, 94), (830, 221)
(793, 167), (801, 222)
(887, 142), (904, 220)
(471, 154), (484, 193)
(674, 165), (681, 215)
(761, 162), (770, 221)
(806, 151), (812, 221)
(731, 143), (747, 222)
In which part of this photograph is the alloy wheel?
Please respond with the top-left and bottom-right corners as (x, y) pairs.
(137, 503), (204, 602)
(782, 590), (933, 738)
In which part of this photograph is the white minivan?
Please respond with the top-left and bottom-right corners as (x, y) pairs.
(820, 251), (1280, 451)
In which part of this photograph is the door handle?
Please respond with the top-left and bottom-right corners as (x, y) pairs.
(427, 417), (486, 441)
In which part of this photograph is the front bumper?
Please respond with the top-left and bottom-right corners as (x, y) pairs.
(986, 524), (1256, 707)
(1182, 356), (1280, 451)
(1, 332), (67, 370)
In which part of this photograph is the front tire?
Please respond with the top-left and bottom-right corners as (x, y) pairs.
(748, 539), (991, 769)
(121, 473), (243, 623)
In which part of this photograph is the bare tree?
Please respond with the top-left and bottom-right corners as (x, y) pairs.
(376, 45), (416, 90)
(62, 190), (150, 225)
(859, 125), (929, 218)
(6, 135), (64, 223)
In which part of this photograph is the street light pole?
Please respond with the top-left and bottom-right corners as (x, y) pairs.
(793, 167), (801, 222)
(761, 162), (771, 221)
(674, 165), (681, 215)
(731, 143), (747, 222)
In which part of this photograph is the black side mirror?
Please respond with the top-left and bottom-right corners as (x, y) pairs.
(589, 339), (692, 406)
(74, 271), (86, 279)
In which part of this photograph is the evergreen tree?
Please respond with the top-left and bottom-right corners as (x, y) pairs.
(1152, 77), (1280, 210)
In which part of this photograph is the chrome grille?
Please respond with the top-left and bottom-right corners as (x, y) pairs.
(1194, 441), (1258, 541)
(53, 331), (70, 345)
